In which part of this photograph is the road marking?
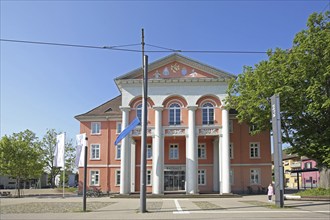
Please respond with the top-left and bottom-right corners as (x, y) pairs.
(163, 199), (190, 214)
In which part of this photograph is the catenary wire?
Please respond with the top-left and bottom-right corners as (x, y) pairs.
(0, 38), (269, 54)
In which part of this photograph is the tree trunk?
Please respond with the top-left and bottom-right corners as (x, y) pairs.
(319, 167), (330, 189)
(16, 178), (21, 198)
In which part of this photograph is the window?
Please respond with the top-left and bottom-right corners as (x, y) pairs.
(147, 170), (152, 186)
(91, 122), (101, 134)
(91, 144), (100, 159)
(198, 144), (206, 159)
(198, 170), (206, 185)
(115, 170), (120, 185)
(229, 120), (233, 133)
(202, 102), (214, 125)
(169, 103), (181, 125)
(116, 122), (122, 134)
(147, 144), (152, 159)
(230, 169), (234, 185)
(169, 144), (179, 159)
(249, 124), (257, 133)
(116, 144), (121, 159)
(250, 169), (260, 184)
(136, 104), (142, 125)
(229, 143), (234, 159)
(304, 162), (312, 169)
(90, 170), (99, 185)
(249, 142), (260, 158)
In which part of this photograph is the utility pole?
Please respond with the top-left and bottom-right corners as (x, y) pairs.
(271, 94), (284, 208)
(140, 28), (148, 213)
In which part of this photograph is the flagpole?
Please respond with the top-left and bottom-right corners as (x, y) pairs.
(63, 132), (66, 199)
(83, 136), (88, 212)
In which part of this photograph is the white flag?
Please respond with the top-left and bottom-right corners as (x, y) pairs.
(54, 133), (65, 168)
(75, 133), (86, 167)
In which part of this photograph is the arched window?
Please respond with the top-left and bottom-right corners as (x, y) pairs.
(202, 102), (214, 125)
(136, 103), (142, 125)
(169, 103), (181, 125)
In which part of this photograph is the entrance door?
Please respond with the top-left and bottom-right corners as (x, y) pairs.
(164, 171), (185, 191)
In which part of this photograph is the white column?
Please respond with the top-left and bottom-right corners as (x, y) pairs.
(220, 107), (231, 194)
(152, 106), (164, 194)
(186, 105), (198, 194)
(120, 107), (130, 194)
(213, 138), (219, 192)
(130, 139), (136, 193)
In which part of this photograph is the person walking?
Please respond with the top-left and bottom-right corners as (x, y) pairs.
(267, 183), (274, 202)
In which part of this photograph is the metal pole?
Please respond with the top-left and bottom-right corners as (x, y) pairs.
(140, 55), (148, 213)
(83, 137), (88, 212)
(271, 94), (284, 208)
(63, 133), (66, 198)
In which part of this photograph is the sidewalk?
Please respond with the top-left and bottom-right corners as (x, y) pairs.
(1, 194), (329, 220)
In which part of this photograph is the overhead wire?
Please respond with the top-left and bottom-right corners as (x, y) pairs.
(0, 38), (269, 54)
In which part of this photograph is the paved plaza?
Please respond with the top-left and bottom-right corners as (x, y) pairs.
(1, 193), (329, 220)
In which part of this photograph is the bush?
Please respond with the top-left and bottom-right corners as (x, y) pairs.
(295, 188), (330, 197)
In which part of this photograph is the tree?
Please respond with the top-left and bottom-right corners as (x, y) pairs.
(226, 12), (330, 188)
(0, 130), (44, 197)
(41, 129), (75, 188)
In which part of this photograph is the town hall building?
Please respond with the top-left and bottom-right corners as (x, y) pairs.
(75, 53), (272, 195)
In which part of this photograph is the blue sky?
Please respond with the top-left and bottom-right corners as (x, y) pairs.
(1, 0), (329, 142)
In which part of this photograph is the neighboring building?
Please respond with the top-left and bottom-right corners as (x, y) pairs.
(0, 173), (48, 189)
(75, 53), (272, 195)
(275, 151), (320, 190)
(282, 153), (301, 188)
(301, 158), (319, 189)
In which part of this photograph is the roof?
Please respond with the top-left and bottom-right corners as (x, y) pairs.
(75, 95), (122, 121)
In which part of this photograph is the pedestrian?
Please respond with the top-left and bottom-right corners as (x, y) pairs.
(267, 183), (274, 202)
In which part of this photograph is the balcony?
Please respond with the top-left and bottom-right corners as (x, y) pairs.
(290, 162), (301, 169)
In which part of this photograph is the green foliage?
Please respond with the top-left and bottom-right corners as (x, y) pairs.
(41, 129), (75, 187)
(0, 130), (45, 196)
(295, 188), (330, 197)
(226, 12), (330, 168)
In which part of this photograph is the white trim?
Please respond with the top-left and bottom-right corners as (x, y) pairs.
(229, 142), (234, 159)
(147, 144), (152, 160)
(198, 143), (207, 159)
(198, 169), (207, 186)
(115, 169), (121, 186)
(249, 142), (260, 159)
(250, 168), (261, 185)
(115, 144), (121, 160)
(116, 122), (122, 134)
(90, 143), (100, 160)
(229, 120), (233, 133)
(231, 163), (272, 167)
(168, 102), (182, 126)
(169, 143), (179, 160)
(91, 122), (101, 135)
(90, 170), (100, 186)
(147, 169), (152, 186)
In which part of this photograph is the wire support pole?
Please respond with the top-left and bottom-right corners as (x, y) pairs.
(140, 28), (148, 214)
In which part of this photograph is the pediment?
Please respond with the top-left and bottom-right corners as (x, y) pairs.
(115, 53), (235, 81)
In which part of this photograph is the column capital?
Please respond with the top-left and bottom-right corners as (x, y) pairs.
(220, 104), (231, 111)
(119, 106), (130, 112)
(187, 105), (198, 111)
(153, 105), (164, 111)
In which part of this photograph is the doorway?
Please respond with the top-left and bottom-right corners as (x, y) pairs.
(164, 171), (185, 191)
